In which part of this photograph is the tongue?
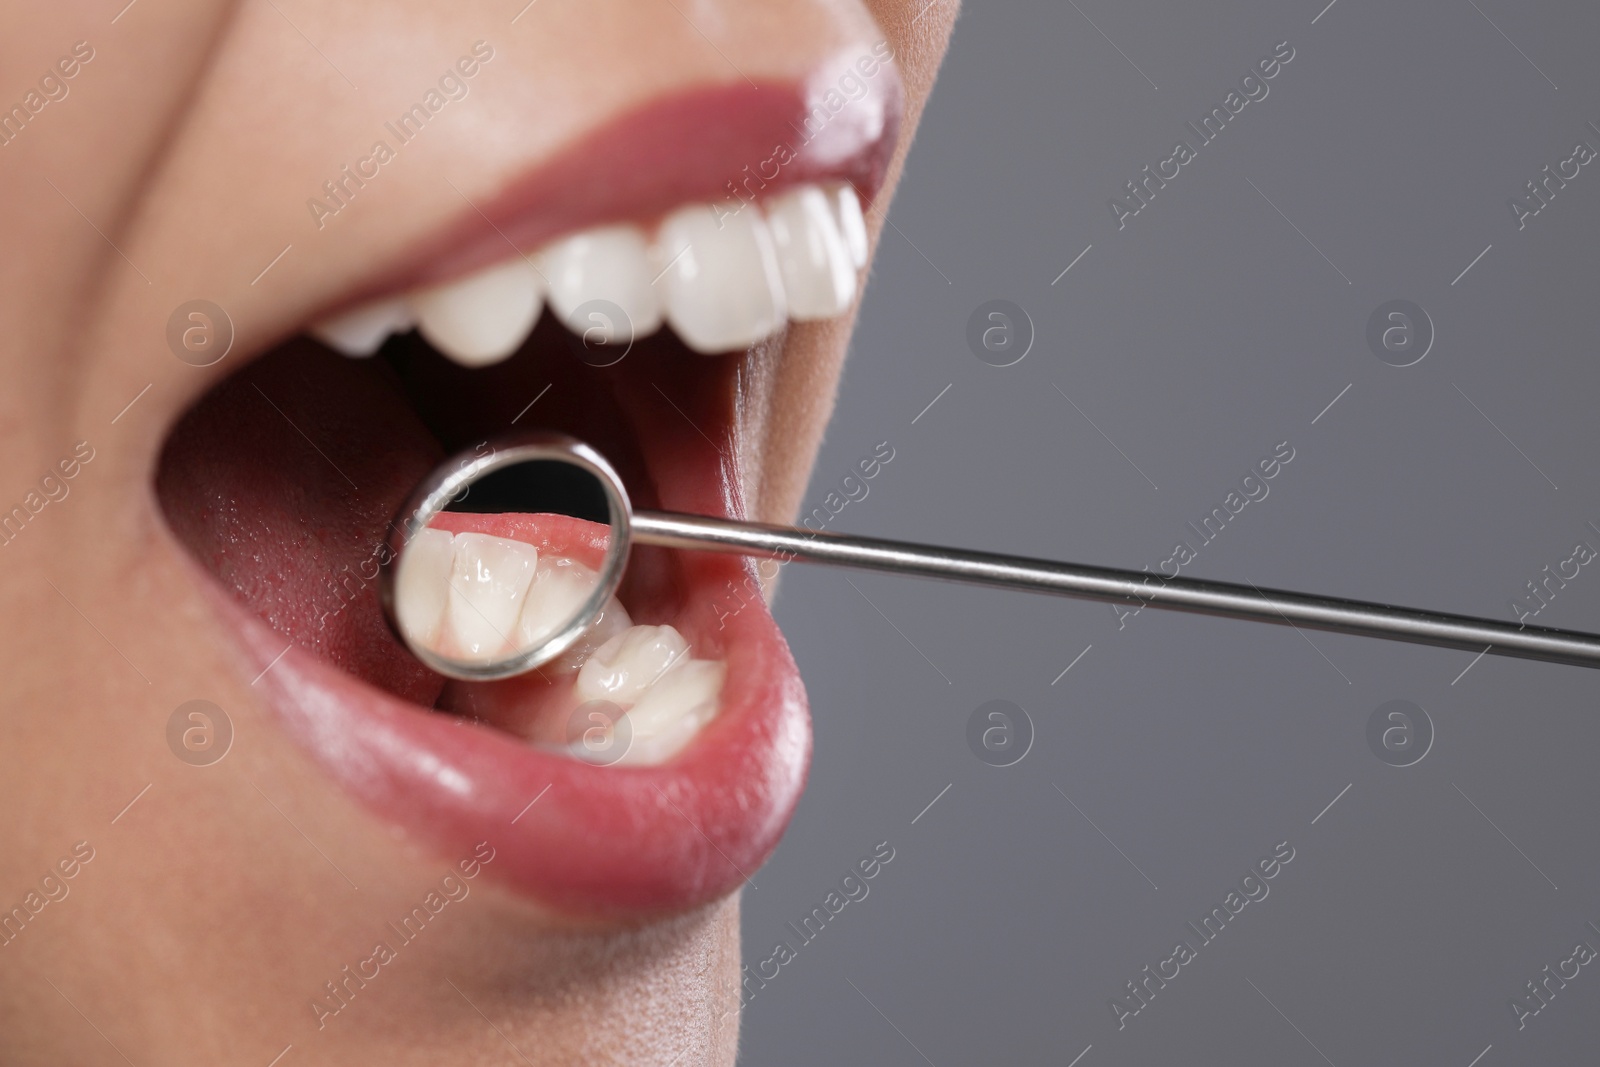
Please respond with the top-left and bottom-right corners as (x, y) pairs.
(156, 341), (447, 706)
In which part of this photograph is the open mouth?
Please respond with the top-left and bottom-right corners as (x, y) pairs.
(151, 76), (901, 920)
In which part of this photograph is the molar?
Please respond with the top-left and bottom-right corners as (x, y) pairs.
(574, 624), (691, 705)
(615, 659), (725, 765)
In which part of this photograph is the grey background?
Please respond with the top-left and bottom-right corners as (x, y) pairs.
(742, 0), (1600, 1063)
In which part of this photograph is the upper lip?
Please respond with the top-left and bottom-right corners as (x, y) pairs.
(319, 66), (902, 315)
(169, 71), (902, 919)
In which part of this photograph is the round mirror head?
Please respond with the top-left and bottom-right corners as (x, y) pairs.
(380, 433), (632, 681)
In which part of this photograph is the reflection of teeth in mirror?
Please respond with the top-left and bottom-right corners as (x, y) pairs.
(395, 526), (455, 647)
(575, 624), (691, 706)
(515, 556), (600, 650)
(308, 182), (868, 363)
(394, 525), (634, 666)
(394, 534), (727, 765)
(443, 532), (539, 661)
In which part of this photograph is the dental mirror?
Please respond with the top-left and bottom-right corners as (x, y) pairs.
(380, 434), (632, 682)
(383, 431), (1600, 681)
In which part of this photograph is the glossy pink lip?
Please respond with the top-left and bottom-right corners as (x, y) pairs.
(218, 540), (808, 919)
(361, 62), (903, 298)
(198, 71), (902, 919)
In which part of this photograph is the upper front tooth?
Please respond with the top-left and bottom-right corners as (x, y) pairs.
(825, 184), (870, 270)
(310, 296), (415, 358)
(574, 623), (690, 705)
(539, 225), (662, 345)
(395, 526), (454, 648)
(407, 258), (543, 368)
(517, 555), (601, 650)
(656, 204), (787, 354)
(766, 187), (857, 321)
(443, 532), (539, 661)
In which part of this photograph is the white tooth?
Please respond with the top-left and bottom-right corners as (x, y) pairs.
(574, 624), (690, 706)
(613, 659), (725, 766)
(548, 595), (633, 674)
(826, 184), (870, 270)
(656, 203), (787, 354)
(310, 296), (415, 358)
(765, 186), (857, 321)
(443, 533), (539, 661)
(407, 258), (543, 368)
(538, 225), (662, 344)
(395, 527), (454, 649)
(516, 555), (600, 650)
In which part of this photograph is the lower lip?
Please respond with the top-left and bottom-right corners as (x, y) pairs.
(203, 540), (810, 919)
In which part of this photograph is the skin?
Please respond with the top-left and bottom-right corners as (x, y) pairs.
(0, 1), (955, 1065)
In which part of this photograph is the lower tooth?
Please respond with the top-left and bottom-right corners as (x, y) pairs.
(548, 595), (632, 674)
(574, 624), (690, 705)
(612, 659), (725, 765)
(443, 532), (538, 661)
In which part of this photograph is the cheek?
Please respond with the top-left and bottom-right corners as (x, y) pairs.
(745, 319), (855, 524)
(740, 0), (951, 525)
(859, 0), (959, 96)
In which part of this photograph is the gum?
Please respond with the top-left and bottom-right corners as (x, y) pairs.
(425, 509), (613, 571)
